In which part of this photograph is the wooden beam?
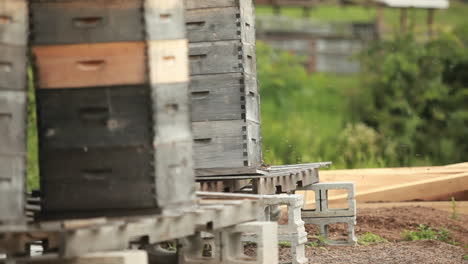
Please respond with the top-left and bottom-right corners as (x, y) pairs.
(400, 8), (408, 34)
(427, 8), (435, 38)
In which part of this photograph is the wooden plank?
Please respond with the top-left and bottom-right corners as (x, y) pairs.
(186, 5), (255, 44)
(0, 154), (26, 223)
(0, 91), (27, 153)
(184, 0), (240, 9)
(356, 201), (468, 215)
(192, 120), (261, 170)
(196, 167), (266, 177)
(0, 44), (27, 90)
(36, 86), (152, 149)
(145, 0), (185, 40)
(154, 140), (195, 208)
(32, 42), (147, 89)
(191, 73), (259, 123)
(31, 0), (144, 45)
(152, 82), (192, 144)
(189, 41), (256, 75)
(40, 147), (153, 182)
(0, 0), (28, 45)
(30, 250), (149, 264)
(148, 39), (189, 84)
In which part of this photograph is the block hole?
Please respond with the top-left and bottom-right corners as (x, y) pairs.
(326, 189), (349, 210)
(202, 243), (213, 257)
(325, 223), (349, 242)
(242, 234), (257, 260)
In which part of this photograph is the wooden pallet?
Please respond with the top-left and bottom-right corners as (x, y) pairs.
(198, 162), (331, 194)
(0, 193), (261, 259)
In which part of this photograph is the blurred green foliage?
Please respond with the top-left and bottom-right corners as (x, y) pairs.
(358, 24), (468, 166)
(258, 23), (468, 168)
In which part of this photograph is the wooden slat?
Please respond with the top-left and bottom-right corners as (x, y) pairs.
(0, 0), (28, 45)
(0, 91), (27, 154)
(189, 41), (256, 76)
(184, 0), (241, 9)
(0, 44), (27, 90)
(148, 39), (189, 84)
(31, 0), (144, 45)
(191, 73), (259, 123)
(145, 0), (185, 40)
(186, 6), (255, 44)
(37, 86), (152, 149)
(32, 42), (147, 89)
(192, 120), (261, 170)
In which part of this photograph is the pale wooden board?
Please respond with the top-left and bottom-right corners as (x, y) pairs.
(0, 154), (26, 222)
(32, 42), (146, 89)
(0, 0), (28, 45)
(304, 165), (468, 205)
(148, 39), (189, 84)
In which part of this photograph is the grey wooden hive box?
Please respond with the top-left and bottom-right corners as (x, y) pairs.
(185, 0), (263, 173)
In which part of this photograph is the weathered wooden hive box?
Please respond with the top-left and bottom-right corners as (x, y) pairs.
(185, 0), (263, 173)
(0, 0), (28, 227)
(30, 0), (194, 218)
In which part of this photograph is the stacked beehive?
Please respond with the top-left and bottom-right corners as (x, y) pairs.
(30, 0), (194, 219)
(0, 0), (28, 227)
(185, 0), (263, 173)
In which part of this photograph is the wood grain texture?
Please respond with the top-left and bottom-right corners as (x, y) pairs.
(192, 120), (261, 169)
(0, 44), (27, 90)
(186, 6), (255, 44)
(191, 73), (260, 122)
(148, 39), (189, 84)
(154, 141), (195, 208)
(0, 0), (28, 45)
(0, 91), (27, 154)
(145, 0), (185, 40)
(40, 147), (156, 211)
(152, 82), (192, 144)
(32, 42), (147, 89)
(37, 86), (152, 149)
(189, 41), (256, 75)
(0, 154), (25, 222)
(185, 0), (247, 9)
(31, 0), (144, 45)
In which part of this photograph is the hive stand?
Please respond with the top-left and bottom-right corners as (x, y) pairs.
(299, 182), (357, 246)
(0, 193), (267, 261)
(179, 222), (278, 264)
(255, 195), (308, 264)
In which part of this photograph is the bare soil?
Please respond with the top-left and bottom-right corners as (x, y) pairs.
(283, 206), (468, 264)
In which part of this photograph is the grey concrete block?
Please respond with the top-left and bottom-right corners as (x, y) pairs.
(300, 182), (356, 217)
(258, 194), (308, 264)
(179, 221), (278, 264)
(303, 216), (357, 246)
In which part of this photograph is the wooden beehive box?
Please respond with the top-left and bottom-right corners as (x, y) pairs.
(185, 0), (262, 174)
(0, 0), (28, 227)
(30, 0), (194, 219)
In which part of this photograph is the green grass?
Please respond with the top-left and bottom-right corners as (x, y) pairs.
(27, 67), (39, 191)
(358, 232), (388, 246)
(401, 225), (458, 245)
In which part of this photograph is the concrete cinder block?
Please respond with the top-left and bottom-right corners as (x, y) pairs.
(303, 216), (357, 246)
(179, 221), (278, 264)
(257, 194), (308, 264)
(300, 182), (356, 218)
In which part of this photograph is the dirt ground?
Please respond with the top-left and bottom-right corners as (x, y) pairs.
(283, 206), (468, 264)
